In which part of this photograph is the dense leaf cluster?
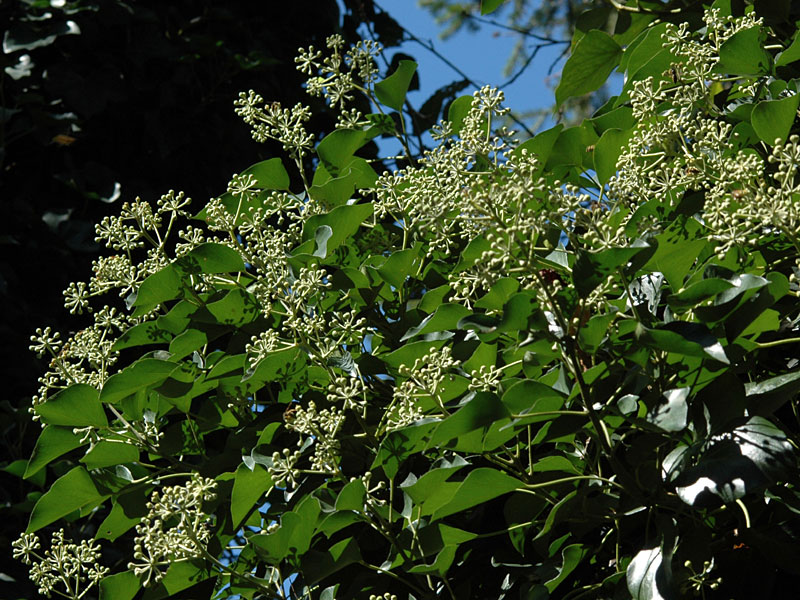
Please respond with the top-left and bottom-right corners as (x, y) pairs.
(10, 1), (800, 599)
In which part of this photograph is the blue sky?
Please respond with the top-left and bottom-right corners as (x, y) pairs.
(342, 1), (571, 132)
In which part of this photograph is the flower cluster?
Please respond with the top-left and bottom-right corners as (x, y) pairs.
(608, 9), (789, 258)
(296, 35), (382, 111)
(385, 346), (460, 431)
(284, 400), (346, 474)
(373, 86), (521, 256)
(128, 475), (218, 587)
(12, 530), (108, 599)
(234, 91), (315, 161)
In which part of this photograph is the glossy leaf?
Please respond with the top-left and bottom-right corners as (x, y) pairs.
(646, 388), (689, 432)
(480, 0), (505, 15)
(207, 288), (260, 327)
(751, 94), (800, 144)
(556, 30), (622, 106)
(375, 60), (418, 111)
(666, 278), (733, 310)
(301, 537), (362, 586)
(431, 468), (523, 520)
(745, 371), (800, 415)
(27, 467), (106, 532)
(132, 264), (184, 310)
(178, 242), (247, 274)
(627, 546), (675, 600)
(377, 247), (419, 288)
(317, 129), (369, 169)
(428, 392), (510, 448)
(547, 544), (589, 592)
(168, 328), (208, 360)
(401, 303), (471, 341)
(231, 463), (272, 527)
(776, 31), (800, 66)
(573, 247), (645, 297)
(81, 440), (139, 469)
(35, 383), (108, 428)
(96, 488), (151, 541)
(100, 358), (177, 404)
(594, 127), (633, 183)
(240, 157), (290, 190)
(636, 322), (729, 364)
(99, 571), (141, 600)
(303, 203), (374, 256)
(673, 417), (794, 506)
(24, 426), (85, 479)
(447, 95), (473, 134)
(112, 321), (172, 351)
(716, 26), (772, 76)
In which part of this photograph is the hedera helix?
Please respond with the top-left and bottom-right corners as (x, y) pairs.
(13, 4), (800, 599)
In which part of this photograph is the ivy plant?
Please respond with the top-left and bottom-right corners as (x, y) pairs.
(11, 1), (800, 599)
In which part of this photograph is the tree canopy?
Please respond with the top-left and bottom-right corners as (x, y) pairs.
(8, 0), (800, 599)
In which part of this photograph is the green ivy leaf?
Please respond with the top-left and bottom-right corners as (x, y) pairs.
(240, 157), (290, 190)
(745, 371), (800, 416)
(644, 220), (706, 290)
(27, 467), (106, 533)
(513, 123), (563, 166)
(303, 203), (374, 256)
(373, 420), (439, 478)
(112, 321), (173, 351)
(665, 278), (734, 311)
(96, 488), (151, 541)
(300, 537), (362, 586)
(178, 242), (247, 275)
(431, 468), (524, 520)
(646, 388), (689, 432)
(573, 247), (645, 297)
(100, 358), (178, 404)
(751, 94), (800, 144)
(716, 26), (773, 76)
(376, 247), (420, 289)
(168, 328), (208, 360)
(447, 95), (473, 135)
(99, 571), (141, 600)
(132, 264), (184, 311)
(207, 288), (261, 327)
(81, 440), (139, 469)
(317, 129), (370, 170)
(501, 379), (567, 423)
(776, 30), (800, 66)
(673, 417), (794, 506)
(148, 559), (213, 598)
(231, 463), (272, 528)
(35, 383), (108, 428)
(546, 544), (589, 592)
(556, 30), (622, 107)
(375, 60), (418, 111)
(594, 127), (633, 184)
(400, 303), (471, 341)
(627, 546), (675, 600)
(428, 392), (510, 449)
(636, 322), (729, 364)
(335, 478), (366, 511)
(480, 0), (506, 15)
(311, 158), (378, 207)
(24, 426), (85, 479)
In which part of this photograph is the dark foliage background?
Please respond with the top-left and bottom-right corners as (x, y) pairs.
(0, 1), (403, 595)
